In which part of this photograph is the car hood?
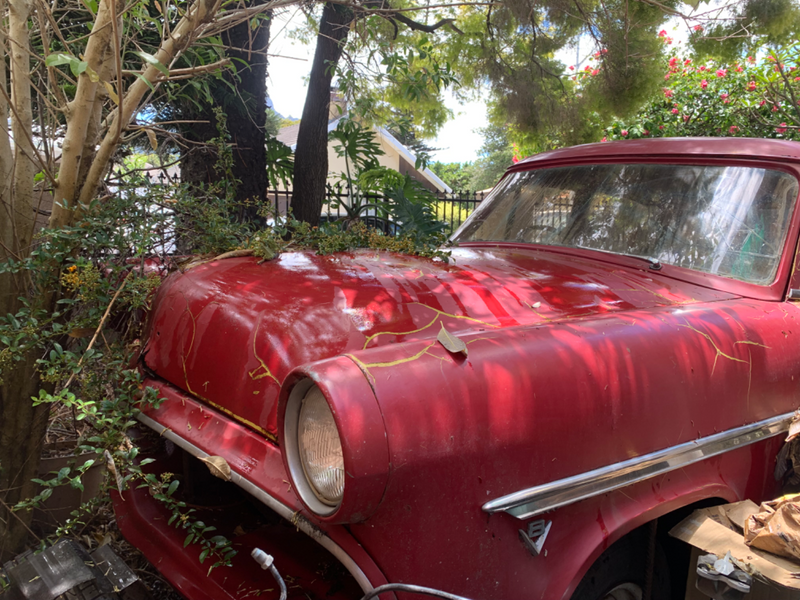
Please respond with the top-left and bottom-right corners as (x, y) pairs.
(142, 246), (737, 439)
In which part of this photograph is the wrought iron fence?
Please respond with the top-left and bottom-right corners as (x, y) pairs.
(265, 189), (487, 235)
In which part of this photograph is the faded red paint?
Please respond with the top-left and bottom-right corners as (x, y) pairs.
(119, 138), (800, 600)
(143, 248), (736, 439)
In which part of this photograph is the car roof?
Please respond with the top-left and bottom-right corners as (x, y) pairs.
(516, 137), (800, 168)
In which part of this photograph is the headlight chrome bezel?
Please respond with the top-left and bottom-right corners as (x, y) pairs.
(284, 379), (343, 516)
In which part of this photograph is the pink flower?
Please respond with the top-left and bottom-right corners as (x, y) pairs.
(672, 108), (679, 114)
(701, 79), (708, 89)
(776, 123), (788, 134)
(659, 125), (665, 130)
(767, 55), (776, 62)
(593, 51), (601, 59)
(729, 126), (739, 133)
(747, 81), (757, 91)
(643, 130), (650, 136)
(693, 24), (703, 31)
(601, 49), (608, 54)
(720, 92), (729, 103)
(664, 88), (674, 98)
(716, 68), (727, 78)
(584, 65), (591, 71)
(512, 156), (520, 163)
(665, 37), (673, 45)
(699, 65), (706, 72)
(683, 115), (690, 122)
(669, 57), (678, 68)
(601, 136), (608, 142)
(759, 100), (767, 107)
(621, 130), (629, 137)
(684, 59), (692, 66)
(773, 105), (780, 112)
(591, 69), (599, 76)
(664, 74), (671, 81)
(658, 30), (668, 37)
(569, 65), (574, 70)
(747, 56), (755, 63)
(735, 65), (743, 72)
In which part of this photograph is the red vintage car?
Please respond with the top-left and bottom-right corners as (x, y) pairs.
(116, 138), (800, 600)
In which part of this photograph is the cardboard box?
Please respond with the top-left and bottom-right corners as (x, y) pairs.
(670, 500), (800, 599)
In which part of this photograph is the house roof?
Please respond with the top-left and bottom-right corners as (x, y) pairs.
(275, 123), (301, 148)
(373, 126), (452, 193)
(275, 116), (452, 193)
(276, 117), (343, 150)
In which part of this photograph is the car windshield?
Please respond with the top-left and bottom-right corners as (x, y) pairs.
(453, 163), (799, 285)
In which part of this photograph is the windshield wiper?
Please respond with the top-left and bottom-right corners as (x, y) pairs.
(576, 245), (662, 270)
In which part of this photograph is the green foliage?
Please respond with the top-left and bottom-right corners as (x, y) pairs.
(249, 217), (450, 263)
(602, 45), (800, 141)
(0, 161), (246, 568)
(265, 137), (294, 189)
(429, 161), (475, 191)
(468, 121), (515, 191)
(335, 30), (455, 138)
(386, 112), (437, 171)
(326, 119), (447, 240)
(265, 106), (284, 137)
(328, 119), (387, 222)
(383, 176), (447, 239)
(438, 0), (675, 148)
(330, 118), (384, 175)
(690, 0), (800, 61)
(144, 472), (237, 573)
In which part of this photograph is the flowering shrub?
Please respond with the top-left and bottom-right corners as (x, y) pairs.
(602, 43), (800, 141)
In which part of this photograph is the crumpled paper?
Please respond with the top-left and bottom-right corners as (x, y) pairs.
(744, 494), (800, 561)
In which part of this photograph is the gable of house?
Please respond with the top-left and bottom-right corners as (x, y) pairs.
(276, 114), (451, 194)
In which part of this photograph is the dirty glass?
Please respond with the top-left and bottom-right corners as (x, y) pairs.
(454, 164), (799, 285)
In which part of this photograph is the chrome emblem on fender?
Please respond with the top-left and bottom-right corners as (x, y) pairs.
(519, 519), (551, 556)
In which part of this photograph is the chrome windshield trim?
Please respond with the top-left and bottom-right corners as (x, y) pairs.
(136, 413), (374, 593)
(482, 412), (794, 520)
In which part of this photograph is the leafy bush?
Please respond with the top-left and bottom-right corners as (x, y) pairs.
(601, 43), (800, 140)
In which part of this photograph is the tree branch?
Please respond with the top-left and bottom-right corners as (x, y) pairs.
(50, 0), (120, 230)
(77, 0), (225, 209)
(389, 12), (463, 34)
(8, 0), (37, 253)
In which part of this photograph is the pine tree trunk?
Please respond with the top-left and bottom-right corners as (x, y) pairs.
(291, 3), (352, 226)
(180, 8), (272, 223)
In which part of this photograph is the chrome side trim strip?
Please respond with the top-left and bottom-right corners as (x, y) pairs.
(136, 413), (374, 593)
(483, 412), (794, 520)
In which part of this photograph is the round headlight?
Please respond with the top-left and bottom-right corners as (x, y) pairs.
(298, 386), (344, 505)
(281, 365), (390, 524)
